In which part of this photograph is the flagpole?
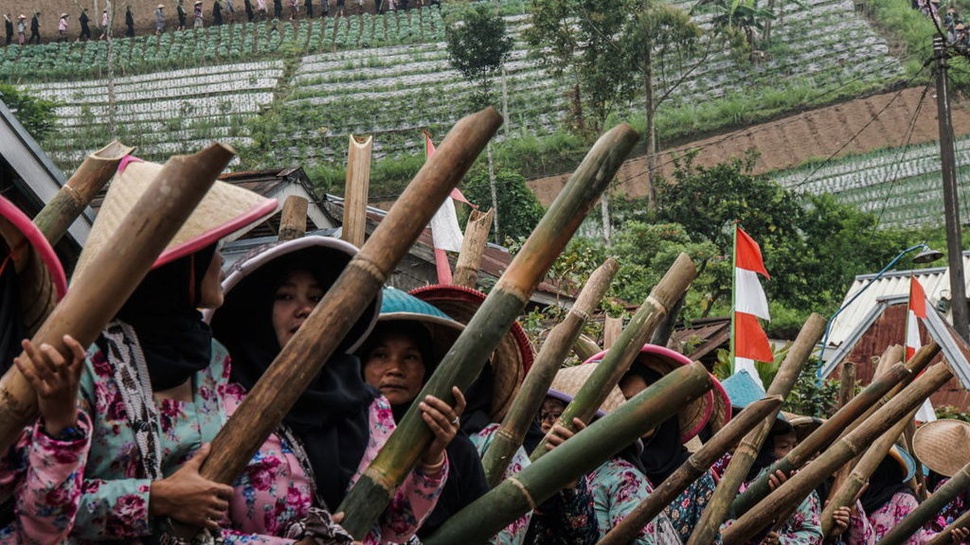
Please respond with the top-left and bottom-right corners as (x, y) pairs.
(730, 222), (738, 373)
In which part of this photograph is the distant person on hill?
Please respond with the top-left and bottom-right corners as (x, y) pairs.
(335, 0), (344, 17)
(304, 0), (313, 18)
(288, 0), (298, 19)
(176, 0), (187, 30)
(321, 0), (329, 17)
(213, 0), (223, 26)
(28, 12), (40, 45)
(274, 0), (283, 19)
(194, 0), (203, 28)
(153, 4), (164, 35)
(224, 0), (236, 22)
(78, 8), (90, 39)
(98, 9), (109, 39)
(256, 0), (268, 20)
(127, 6), (136, 37)
(58, 13), (69, 41)
(4, 14), (12, 46)
(16, 14), (25, 45)
(244, 0), (255, 21)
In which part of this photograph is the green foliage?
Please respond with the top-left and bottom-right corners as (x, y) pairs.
(783, 357), (843, 418)
(462, 169), (544, 242)
(444, 4), (513, 109)
(935, 405), (970, 421)
(0, 85), (59, 143)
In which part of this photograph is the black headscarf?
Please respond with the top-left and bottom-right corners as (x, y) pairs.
(213, 249), (376, 511)
(0, 257), (24, 373)
(860, 453), (915, 514)
(459, 362), (496, 436)
(114, 245), (216, 391)
(745, 419), (794, 482)
(626, 365), (691, 487)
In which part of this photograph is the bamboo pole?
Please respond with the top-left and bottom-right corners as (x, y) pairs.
(686, 313), (826, 545)
(927, 505), (970, 545)
(481, 257), (620, 487)
(530, 252), (697, 461)
(604, 316), (622, 349)
(879, 457), (970, 545)
(731, 361), (911, 515)
(819, 406), (917, 535)
(0, 143), (233, 452)
(574, 334), (601, 361)
(336, 123), (639, 539)
(453, 208), (494, 289)
(837, 362), (857, 411)
(33, 140), (134, 245)
(341, 134), (373, 248)
(903, 417), (928, 501)
(598, 395), (784, 545)
(424, 362), (714, 545)
(277, 195), (308, 241)
(197, 110), (502, 507)
(720, 362), (955, 545)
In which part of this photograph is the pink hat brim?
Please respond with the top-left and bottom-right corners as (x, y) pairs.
(0, 197), (67, 300)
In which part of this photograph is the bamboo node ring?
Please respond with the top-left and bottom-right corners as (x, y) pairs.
(646, 295), (667, 316)
(568, 308), (591, 322)
(63, 184), (85, 207)
(350, 256), (387, 283)
(507, 477), (538, 510)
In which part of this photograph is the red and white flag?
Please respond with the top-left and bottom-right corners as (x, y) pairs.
(425, 134), (471, 284)
(907, 276), (937, 422)
(734, 225), (772, 388)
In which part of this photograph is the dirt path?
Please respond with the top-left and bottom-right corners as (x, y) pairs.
(528, 87), (970, 206)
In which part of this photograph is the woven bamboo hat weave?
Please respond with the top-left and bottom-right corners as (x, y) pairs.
(409, 284), (534, 422)
(583, 344), (717, 443)
(371, 287), (464, 367)
(913, 419), (970, 477)
(74, 157), (277, 279)
(547, 362), (627, 417)
(0, 197), (67, 335)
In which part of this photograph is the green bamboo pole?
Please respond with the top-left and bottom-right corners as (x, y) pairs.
(481, 257), (620, 487)
(878, 457), (970, 545)
(530, 251), (697, 460)
(927, 505), (970, 545)
(33, 140), (134, 246)
(573, 334), (601, 361)
(0, 143), (232, 453)
(819, 406), (917, 536)
(686, 313), (826, 545)
(424, 362), (714, 545)
(720, 361), (955, 545)
(337, 124), (640, 539)
(597, 395), (784, 545)
(731, 360), (911, 515)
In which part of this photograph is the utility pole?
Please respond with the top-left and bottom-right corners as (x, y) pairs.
(934, 36), (969, 340)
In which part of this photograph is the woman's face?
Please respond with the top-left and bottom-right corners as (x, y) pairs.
(272, 269), (323, 348)
(538, 397), (567, 434)
(361, 332), (426, 406)
(619, 373), (656, 439)
(773, 430), (798, 460)
(197, 251), (225, 309)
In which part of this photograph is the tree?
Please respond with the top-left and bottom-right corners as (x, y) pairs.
(461, 169), (544, 243)
(0, 85), (58, 143)
(444, 4), (513, 110)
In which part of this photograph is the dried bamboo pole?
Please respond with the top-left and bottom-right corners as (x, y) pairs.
(574, 334), (601, 361)
(720, 362), (955, 545)
(481, 258), (619, 487)
(200, 109), (501, 494)
(530, 252), (697, 461)
(424, 362), (714, 545)
(686, 313), (826, 545)
(927, 506), (970, 545)
(879, 458), (970, 545)
(598, 395), (785, 545)
(454, 208), (494, 289)
(819, 406), (917, 535)
(0, 143), (232, 452)
(33, 140), (134, 245)
(837, 362), (857, 411)
(604, 316), (622, 349)
(341, 134), (373, 248)
(337, 123), (639, 539)
(731, 361), (910, 515)
(277, 195), (308, 241)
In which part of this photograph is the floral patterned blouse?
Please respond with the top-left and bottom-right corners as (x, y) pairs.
(837, 500), (875, 545)
(585, 458), (681, 545)
(0, 412), (92, 545)
(868, 492), (936, 544)
(735, 470), (822, 545)
(469, 423), (534, 545)
(661, 470), (719, 545)
(927, 478), (969, 535)
(524, 477), (598, 545)
(224, 383), (447, 545)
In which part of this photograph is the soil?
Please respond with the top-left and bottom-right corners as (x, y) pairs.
(528, 87), (970, 206)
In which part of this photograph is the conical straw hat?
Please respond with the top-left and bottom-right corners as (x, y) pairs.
(0, 197), (67, 335)
(913, 418), (970, 477)
(548, 362), (627, 416)
(74, 158), (277, 279)
(409, 284), (534, 422)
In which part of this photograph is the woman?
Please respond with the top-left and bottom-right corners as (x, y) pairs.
(0, 196), (90, 544)
(210, 236), (455, 544)
(543, 363), (680, 545)
(913, 419), (970, 536)
(68, 157), (279, 543)
(858, 446), (935, 544)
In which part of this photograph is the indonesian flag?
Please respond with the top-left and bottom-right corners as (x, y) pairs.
(426, 133), (475, 284)
(734, 225), (772, 388)
(907, 276), (937, 422)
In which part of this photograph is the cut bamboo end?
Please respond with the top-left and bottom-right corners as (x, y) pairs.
(454, 208), (494, 289)
(342, 134), (374, 248)
(278, 195), (308, 241)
